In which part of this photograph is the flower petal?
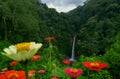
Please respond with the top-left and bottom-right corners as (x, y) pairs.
(83, 62), (91, 68)
(3, 45), (16, 54)
(100, 63), (108, 68)
(3, 48), (12, 54)
(9, 45), (17, 53)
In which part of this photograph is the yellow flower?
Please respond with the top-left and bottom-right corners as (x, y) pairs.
(2, 42), (42, 62)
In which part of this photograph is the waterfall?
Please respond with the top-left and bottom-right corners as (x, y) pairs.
(69, 35), (77, 62)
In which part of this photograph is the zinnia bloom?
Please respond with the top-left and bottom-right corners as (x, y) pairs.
(28, 70), (36, 78)
(50, 76), (59, 79)
(44, 37), (54, 41)
(0, 74), (6, 79)
(83, 61), (108, 72)
(31, 55), (41, 60)
(2, 42), (42, 62)
(62, 59), (71, 65)
(38, 69), (46, 74)
(9, 61), (18, 66)
(64, 68), (83, 79)
(0, 70), (25, 79)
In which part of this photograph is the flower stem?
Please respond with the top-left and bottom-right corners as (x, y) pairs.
(49, 40), (52, 48)
(49, 40), (52, 70)
(23, 62), (28, 79)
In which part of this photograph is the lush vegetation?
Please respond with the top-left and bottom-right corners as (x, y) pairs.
(0, 0), (120, 79)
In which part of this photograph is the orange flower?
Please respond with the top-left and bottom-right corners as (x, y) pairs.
(44, 37), (54, 41)
(31, 55), (41, 60)
(1, 70), (26, 79)
(83, 61), (108, 72)
(28, 70), (36, 78)
(9, 61), (18, 66)
(62, 59), (71, 65)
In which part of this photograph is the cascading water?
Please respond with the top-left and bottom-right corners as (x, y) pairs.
(69, 35), (77, 62)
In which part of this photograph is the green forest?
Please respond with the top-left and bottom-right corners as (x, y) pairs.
(0, 0), (120, 79)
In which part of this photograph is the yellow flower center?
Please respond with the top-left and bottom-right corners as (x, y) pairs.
(8, 73), (19, 79)
(70, 68), (78, 73)
(15, 43), (30, 52)
(90, 62), (99, 68)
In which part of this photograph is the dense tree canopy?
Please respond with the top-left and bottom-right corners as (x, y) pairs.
(0, 0), (40, 43)
(0, 0), (120, 56)
(69, 0), (120, 55)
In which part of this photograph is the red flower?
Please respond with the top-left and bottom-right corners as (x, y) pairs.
(31, 55), (41, 60)
(83, 61), (108, 72)
(64, 68), (83, 79)
(0, 70), (26, 79)
(44, 37), (54, 41)
(50, 76), (59, 79)
(0, 74), (6, 79)
(62, 59), (71, 65)
(9, 61), (18, 66)
(38, 69), (46, 74)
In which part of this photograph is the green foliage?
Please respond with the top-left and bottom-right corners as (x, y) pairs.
(0, 41), (11, 52)
(104, 34), (120, 79)
(88, 70), (112, 79)
(0, 41), (11, 70)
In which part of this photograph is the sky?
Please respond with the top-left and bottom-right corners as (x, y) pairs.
(40, 0), (86, 13)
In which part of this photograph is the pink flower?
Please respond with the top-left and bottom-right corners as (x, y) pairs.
(64, 68), (83, 79)
(0, 72), (5, 75)
(38, 70), (46, 74)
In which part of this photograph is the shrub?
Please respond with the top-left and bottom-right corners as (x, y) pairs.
(104, 34), (120, 79)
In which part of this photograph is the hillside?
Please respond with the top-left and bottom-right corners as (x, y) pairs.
(38, 0), (120, 56)
(68, 0), (120, 55)
(0, 0), (120, 56)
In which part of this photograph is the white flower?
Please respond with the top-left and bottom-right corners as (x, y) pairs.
(2, 42), (42, 62)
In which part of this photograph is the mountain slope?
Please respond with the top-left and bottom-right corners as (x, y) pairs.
(67, 0), (120, 55)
